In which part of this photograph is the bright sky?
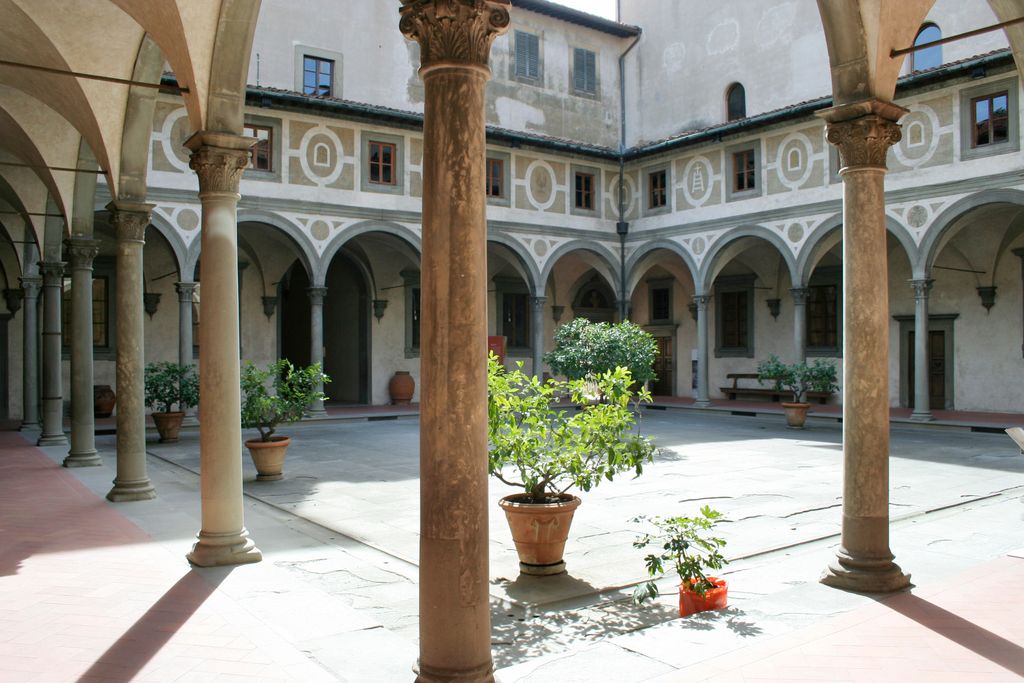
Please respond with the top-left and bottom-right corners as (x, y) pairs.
(550, 0), (618, 21)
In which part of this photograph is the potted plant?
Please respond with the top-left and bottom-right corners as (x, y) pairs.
(632, 505), (730, 617)
(240, 359), (329, 481)
(488, 354), (656, 575)
(144, 361), (199, 443)
(757, 355), (838, 428)
(543, 318), (658, 385)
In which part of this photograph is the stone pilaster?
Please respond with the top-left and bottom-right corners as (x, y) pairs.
(909, 279), (934, 422)
(790, 287), (810, 363)
(693, 294), (711, 407)
(400, 2), (510, 680)
(184, 132), (261, 568)
(531, 296), (546, 378)
(307, 286), (328, 416)
(819, 101), (911, 593)
(37, 261), (67, 447)
(106, 204), (155, 500)
(18, 276), (41, 430)
(63, 239), (102, 467)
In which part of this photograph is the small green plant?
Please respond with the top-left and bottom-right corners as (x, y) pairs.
(144, 361), (199, 413)
(543, 318), (658, 384)
(632, 506), (729, 603)
(487, 353), (656, 504)
(756, 355), (838, 404)
(240, 359), (329, 442)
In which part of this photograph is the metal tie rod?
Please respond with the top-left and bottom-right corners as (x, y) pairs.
(0, 161), (105, 174)
(0, 58), (188, 94)
(892, 16), (1024, 57)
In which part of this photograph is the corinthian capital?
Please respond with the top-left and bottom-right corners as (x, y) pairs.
(184, 131), (254, 195)
(107, 201), (152, 243)
(826, 115), (902, 169)
(65, 238), (100, 270)
(400, 0), (511, 71)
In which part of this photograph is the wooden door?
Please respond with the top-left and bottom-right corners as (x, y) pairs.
(651, 336), (673, 396)
(909, 330), (946, 410)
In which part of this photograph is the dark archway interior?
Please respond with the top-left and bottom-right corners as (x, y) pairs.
(279, 262), (312, 371)
(324, 251), (369, 404)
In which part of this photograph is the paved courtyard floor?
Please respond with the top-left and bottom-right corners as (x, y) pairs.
(2, 407), (1023, 681)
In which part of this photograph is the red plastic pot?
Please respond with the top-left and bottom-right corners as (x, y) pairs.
(679, 576), (728, 617)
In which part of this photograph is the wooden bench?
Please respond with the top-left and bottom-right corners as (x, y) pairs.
(720, 373), (831, 404)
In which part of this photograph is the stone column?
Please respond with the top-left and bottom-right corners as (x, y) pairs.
(18, 275), (41, 431)
(64, 239), (101, 467)
(819, 102), (910, 593)
(37, 261), (67, 447)
(1014, 248), (1024, 358)
(693, 294), (711, 407)
(909, 279), (934, 421)
(531, 295), (545, 378)
(307, 286), (328, 417)
(175, 281), (198, 425)
(184, 132), (261, 567)
(105, 204), (155, 500)
(790, 287), (810, 363)
(400, 3), (510, 681)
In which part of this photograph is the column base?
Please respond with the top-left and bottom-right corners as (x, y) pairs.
(19, 421), (40, 432)
(106, 477), (156, 502)
(187, 528), (262, 567)
(820, 549), (911, 593)
(693, 399), (712, 408)
(63, 450), (102, 468)
(306, 409), (328, 419)
(909, 411), (934, 422)
(415, 659), (494, 683)
(37, 433), (68, 447)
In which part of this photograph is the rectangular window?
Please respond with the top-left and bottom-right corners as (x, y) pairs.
(972, 91), (1009, 148)
(720, 290), (749, 349)
(733, 149), (756, 192)
(502, 292), (530, 348)
(649, 169), (667, 209)
(303, 55), (334, 96)
(61, 276), (109, 350)
(651, 286), (671, 323)
(243, 124), (273, 172)
(573, 47), (597, 95)
(368, 141), (396, 185)
(486, 158), (504, 198)
(514, 31), (540, 80)
(807, 284), (838, 349)
(574, 171), (594, 210)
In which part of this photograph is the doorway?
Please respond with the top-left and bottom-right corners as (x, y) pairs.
(908, 330), (946, 410)
(897, 313), (956, 410)
(651, 335), (673, 396)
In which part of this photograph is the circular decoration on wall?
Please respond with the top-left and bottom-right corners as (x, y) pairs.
(310, 220), (331, 242)
(534, 240), (548, 257)
(892, 105), (940, 168)
(907, 205), (929, 229)
(682, 156), (714, 207)
(524, 160), (558, 210)
(177, 209), (200, 232)
(692, 236), (706, 256)
(159, 107), (192, 173)
(787, 222), (805, 243)
(298, 126), (345, 186)
(775, 133), (814, 190)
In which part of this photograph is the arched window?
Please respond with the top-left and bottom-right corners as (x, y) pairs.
(912, 24), (942, 72)
(726, 83), (746, 121)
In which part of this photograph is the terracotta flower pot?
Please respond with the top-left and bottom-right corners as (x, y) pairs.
(498, 493), (582, 576)
(388, 371), (415, 405)
(94, 384), (115, 418)
(245, 436), (291, 481)
(781, 401), (810, 428)
(679, 576), (728, 617)
(152, 411), (185, 443)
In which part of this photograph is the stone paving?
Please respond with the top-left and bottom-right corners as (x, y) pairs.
(3, 407), (1023, 681)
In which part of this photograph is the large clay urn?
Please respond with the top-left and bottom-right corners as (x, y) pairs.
(94, 384), (115, 418)
(781, 402), (810, 428)
(498, 493), (582, 576)
(245, 436), (291, 481)
(388, 370), (415, 405)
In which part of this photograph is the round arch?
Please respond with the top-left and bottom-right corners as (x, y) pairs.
(539, 239), (620, 294)
(236, 209), (318, 282)
(487, 232), (541, 294)
(798, 213), (918, 282)
(917, 189), (1024, 276)
(698, 225), (799, 292)
(317, 220), (422, 285)
(145, 210), (189, 281)
(625, 239), (699, 295)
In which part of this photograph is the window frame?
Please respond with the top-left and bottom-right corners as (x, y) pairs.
(485, 150), (511, 207)
(302, 55), (335, 97)
(241, 115), (282, 182)
(570, 164), (601, 216)
(970, 91), (1010, 149)
(910, 23), (942, 72)
(725, 143), (762, 201)
(571, 46), (598, 97)
(714, 275), (755, 358)
(512, 30), (542, 84)
(805, 266), (842, 355)
(360, 131), (405, 195)
(647, 277), (673, 325)
(294, 46), (343, 99)
(368, 140), (398, 186)
(494, 277), (531, 354)
(644, 164), (670, 215)
(726, 82), (746, 121)
(959, 77), (1020, 161)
